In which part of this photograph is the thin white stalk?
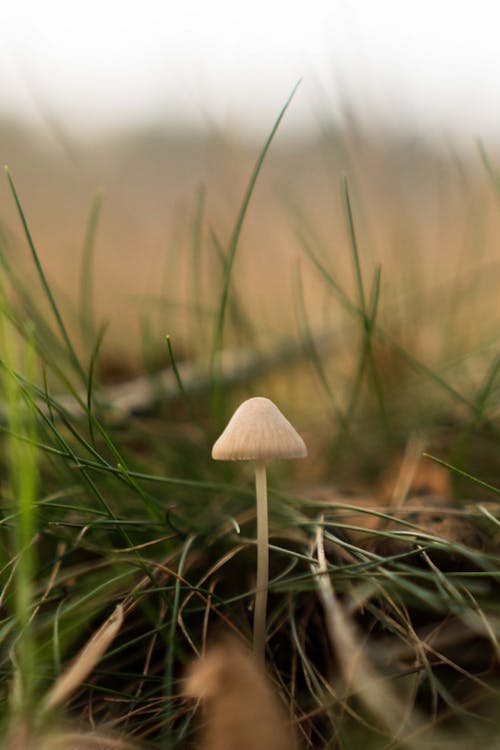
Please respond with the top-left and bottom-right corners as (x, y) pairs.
(253, 460), (269, 661)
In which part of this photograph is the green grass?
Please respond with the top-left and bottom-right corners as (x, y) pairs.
(0, 102), (499, 749)
(0, 288), (39, 720)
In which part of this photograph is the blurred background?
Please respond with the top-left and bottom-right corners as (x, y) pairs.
(2, 0), (500, 139)
(0, 0), (499, 371)
(1, 10), (499, 742)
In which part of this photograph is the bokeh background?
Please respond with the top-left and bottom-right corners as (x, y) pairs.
(1, 8), (499, 747)
(1, 0), (499, 368)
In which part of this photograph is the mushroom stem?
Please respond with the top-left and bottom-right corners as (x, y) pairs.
(253, 460), (269, 661)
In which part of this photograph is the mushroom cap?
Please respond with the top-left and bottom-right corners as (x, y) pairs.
(212, 397), (307, 461)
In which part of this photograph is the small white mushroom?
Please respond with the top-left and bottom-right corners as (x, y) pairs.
(212, 397), (307, 661)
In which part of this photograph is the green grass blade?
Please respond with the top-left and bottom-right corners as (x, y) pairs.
(299, 232), (484, 420)
(191, 185), (206, 348)
(473, 352), (500, 419)
(423, 453), (500, 496)
(165, 334), (204, 431)
(364, 265), (388, 427)
(294, 263), (349, 431)
(164, 535), (196, 748)
(343, 175), (366, 312)
(209, 228), (255, 345)
(342, 178), (387, 428)
(342, 265), (384, 430)
(79, 188), (104, 341)
(4, 166), (86, 385)
(210, 81), (301, 375)
(0, 302), (39, 713)
(86, 321), (109, 448)
(478, 140), (500, 198)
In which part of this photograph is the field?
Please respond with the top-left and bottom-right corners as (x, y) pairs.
(0, 103), (499, 749)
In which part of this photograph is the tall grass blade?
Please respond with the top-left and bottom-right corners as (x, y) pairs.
(342, 265), (385, 430)
(209, 228), (255, 344)
(294, 263), (348, 431)
(4, 167), (86, 385)
(473, 352), (500, 419)
(342, 178), (387, 428)
(478, 140), (500, 198)
(210, 81), (301, 377)
(79, 189), (104, 342)
(191, 184), (206, 349)
(342, 175), (366, 312)
(0, 294), (39, 714)
(164, 535), (195, 748)
(86, 321), (109, 447)
(299, 232), (484, 419)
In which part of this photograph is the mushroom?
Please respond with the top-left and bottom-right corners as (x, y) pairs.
(212, 397), (307, 661)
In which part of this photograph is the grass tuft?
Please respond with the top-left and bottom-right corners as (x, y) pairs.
(0, 112), (499, 750)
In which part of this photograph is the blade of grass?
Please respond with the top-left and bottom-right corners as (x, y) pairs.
(422, 454), (500, 496)
(342, 177), (387, 429)
(477, 139), (500, 198)
(342, 265), (383, 428)
(191, 184), (206, 349)
(166, 334), (207, 436)
(210, 228), (255, 345)
(4, 166), (86, 385)
(342, 175), (366, 312)
(165, 334), (187, 398)
(294, 262), (349, 431)
(298, 230), (488, 421)
(86, 321), (109, 448)
(0, 249), (72, 366)
(210, 81), (301, 379)
(164, 535), (195, 748)
(0, 299), (39, 714)
(79, 188), (104, 341)
(473, 352), (500, 419)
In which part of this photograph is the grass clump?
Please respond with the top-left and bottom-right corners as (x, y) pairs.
(0, 101), (498, 750)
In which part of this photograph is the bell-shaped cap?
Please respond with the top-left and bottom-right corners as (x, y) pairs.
(212, 397), (307, 462)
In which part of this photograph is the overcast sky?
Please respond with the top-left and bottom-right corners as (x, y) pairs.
(1, 0), (499, 141)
